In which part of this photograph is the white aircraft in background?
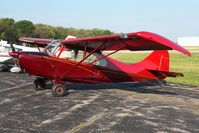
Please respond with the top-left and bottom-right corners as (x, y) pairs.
(0, 40), (39, 72)
(0, 36), (76, 72)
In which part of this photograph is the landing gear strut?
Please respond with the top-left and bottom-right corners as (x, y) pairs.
(52, 84), (68, 97)
(33, 78), (68, 97)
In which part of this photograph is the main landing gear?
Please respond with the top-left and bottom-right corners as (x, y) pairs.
(52, 84), (68, 97)
(33, 78), (47, 90)
(33, 78), (68, 97)
(0, 64), (11, 72)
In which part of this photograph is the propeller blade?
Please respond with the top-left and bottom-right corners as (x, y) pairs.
(10, 43), (16, 52)
(9, 43), (22, 72)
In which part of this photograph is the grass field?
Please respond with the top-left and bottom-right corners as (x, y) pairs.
(110, 52), (199, 86)
(184, 46), (199, 50)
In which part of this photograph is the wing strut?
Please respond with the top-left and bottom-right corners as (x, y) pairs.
(89, 40), (127, 65)
(61, 42), (106, 79)
(34, 42), (41, 52)
(90, 48), (122, 65)
(83, 43), (87, 58)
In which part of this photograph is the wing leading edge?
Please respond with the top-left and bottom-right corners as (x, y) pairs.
(61, 31), (191, 56)
(18, 37), (53, 44)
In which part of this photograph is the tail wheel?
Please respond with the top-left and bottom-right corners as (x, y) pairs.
(33, 78), (47, 90)
(52, 84), (68, 97)
(160, 79), (167, 85)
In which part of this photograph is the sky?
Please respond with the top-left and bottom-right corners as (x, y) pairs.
(0, 0), (199, 41)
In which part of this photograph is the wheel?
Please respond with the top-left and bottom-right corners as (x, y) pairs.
(52, 84), (68, 97)
(159, 79), (167, 85)
(33, 78), (47, 90)
(0, 64), (10, 72)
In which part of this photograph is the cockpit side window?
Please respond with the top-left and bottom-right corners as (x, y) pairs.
(59, 49), (107, 67)
(45, 42), (107, 67)
(56, 49), (74, 59)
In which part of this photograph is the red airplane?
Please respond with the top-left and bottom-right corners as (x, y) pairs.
(9, 31), (191, 97)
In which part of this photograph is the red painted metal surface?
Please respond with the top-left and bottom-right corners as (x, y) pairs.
(9, 50), (179, 84)
(9, 31), (191, 85)
(18, 37), (53, 44)
(18, 37), (53, 48)
(61, 31), (191, 56)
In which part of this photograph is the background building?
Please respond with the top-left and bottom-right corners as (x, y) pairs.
(177, 37), (199, 46)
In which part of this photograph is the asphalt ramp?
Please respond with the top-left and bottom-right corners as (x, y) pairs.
(0, 72), (199, 133)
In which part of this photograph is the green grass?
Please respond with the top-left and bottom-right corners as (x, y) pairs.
(184, 46), (199, 50)
(110, 52), (199, 86)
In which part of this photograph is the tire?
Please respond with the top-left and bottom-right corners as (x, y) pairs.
(0, 64), (10, 72)
(52, 84), (68, 97)
(160, 79), (167, 85)
(33, 78), (46, 90)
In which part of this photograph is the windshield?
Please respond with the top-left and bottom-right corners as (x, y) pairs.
(43, 40), (107, 67)
(43, 40), (61, 56)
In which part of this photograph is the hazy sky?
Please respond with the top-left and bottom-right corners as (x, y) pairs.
(0, 0), (199, 41)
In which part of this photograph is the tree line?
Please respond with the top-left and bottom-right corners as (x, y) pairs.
(0, 18), (113, 43)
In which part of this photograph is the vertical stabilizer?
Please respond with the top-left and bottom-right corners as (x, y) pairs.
(143, 50), (170, 71)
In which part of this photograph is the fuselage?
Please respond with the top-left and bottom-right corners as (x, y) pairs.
(16, 51), (158, 83)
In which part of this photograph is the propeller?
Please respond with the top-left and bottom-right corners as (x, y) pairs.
(10, 43), (16, 52)
(9, 43), (22, 73)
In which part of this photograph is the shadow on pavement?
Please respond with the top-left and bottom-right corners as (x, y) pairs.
(64, 81), (178, 96)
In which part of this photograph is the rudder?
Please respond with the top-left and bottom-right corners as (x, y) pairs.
(143, 50), (183, 79)
(143, 50), (170, 71)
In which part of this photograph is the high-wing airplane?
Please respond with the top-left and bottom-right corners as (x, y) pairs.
(9, 31), (191, 97)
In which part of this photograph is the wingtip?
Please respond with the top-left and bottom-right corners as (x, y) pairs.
(186, 51), (192, 57)
(135, 31), (192, 57)
(174, 43), (192, 57)
(180, 50), (192, 57)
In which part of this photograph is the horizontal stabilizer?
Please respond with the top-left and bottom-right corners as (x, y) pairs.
(148, 69), (184, 79)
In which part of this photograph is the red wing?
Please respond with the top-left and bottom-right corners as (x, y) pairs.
(61, 31), (191, 56)
(19, 37), (53, 45)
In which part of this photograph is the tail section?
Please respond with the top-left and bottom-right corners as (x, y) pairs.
(143, 50), (170, 71)
(135, 50), (183, 79)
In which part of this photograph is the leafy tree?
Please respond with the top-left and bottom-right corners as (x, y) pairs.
(88, 28), (112, 37)
(0, 18), (15, 26)
(33, 24), (56, 38)
(15, 20), (35, 37)
(53, 26), (67, 39)
(65, 27), (78, 37)
(103, 30), (113, 35)
(0, 20), (18, 43)
(0, 18), (114, 42)
(77, 29), (89, 37)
